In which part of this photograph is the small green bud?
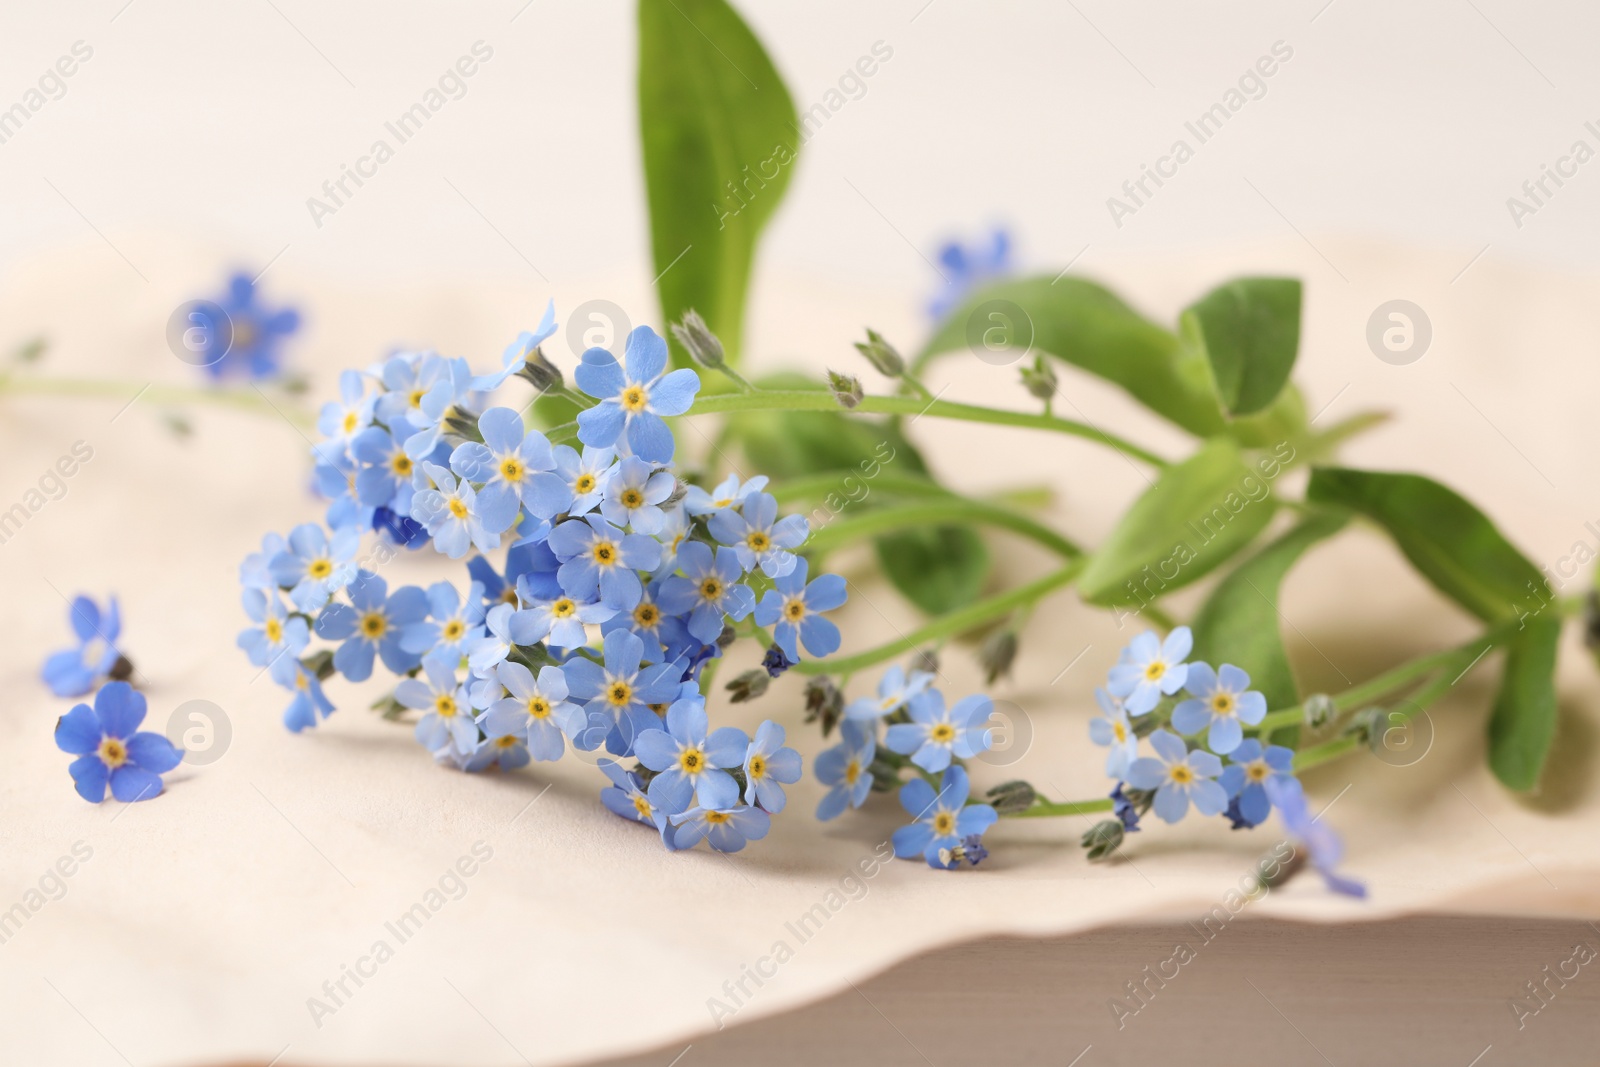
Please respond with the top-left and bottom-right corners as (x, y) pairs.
(985, 779), (1037, 815)
(1019, 355), (1057, 401)
(853, 328), (905, 377)
(725, 669), (770, 704)
(303, 649), (337, 682)
(12, 336), (47, 363)
(442, 407), (483, 443)
(514, 346), (564, 392)
(978, 629), (1018, 685)
(910, 648), (940, 676)
(826, 369), (864, 409)
(670, 309), (726, 370)
(716, 623), (738, 650)
(803, 676), (845, 736)
(1344, 705), (1385, 745)
(868, 758), (902, 792)
(1082, 819), (1125, 862)
(1303, 692), (1336, 729)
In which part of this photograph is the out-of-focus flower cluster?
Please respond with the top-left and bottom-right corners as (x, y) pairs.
(235, 306), (848, 853)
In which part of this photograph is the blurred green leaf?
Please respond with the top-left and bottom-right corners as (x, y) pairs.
(1487, 615), (1560, 791)
(1178, 277), (1301, 417)
(876, 525), (991, 617)
(1306, 467), (1544, 623)
(1191, 511), (1348, 720)
(1078, 438), (1278, 606)
(638, 0), (798, 366)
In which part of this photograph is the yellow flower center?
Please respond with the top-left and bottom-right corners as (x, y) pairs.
(632, 795), (653, 819)
(1112, 721), (1126, 742)
(1143, 660), (1167, 682)
(447, 497), (470, 520)
(308, 558), (333, 580)
(592, 541), (617, 566)
(633, 603), (658, 626)
(98, 737), (127, 768)
(342, 411), (358, 433)
(435, 694), (458, 718)
(407, 388), (425, 408)
(620, 488), (643, 508)
(620, 385), (648, 412)
(360, 612), (387, 638)
(1170, 764), (1194, 784)
(930, 722), (956, 744)
(679, 748), (705, 773)
(264, 617), (283, 643)
(747, 754), (766, 780)
(699, 577), (723, 600)
(607, 680), (633, 706)
(844, 759), (861, 785)
(1210, 693), (1236, 716)
(647, 702), (669, 717)
(551, 598), (577, 618)
(500, 586), (519, 604)
(497, 459), (523, 484)
(391, 453), (413, 475)
(746, 531), (771, 553)
(495, 734), (519, 749)
(574, 474), (596, 494)
(932, 811), (956, 835)
(783, 598), (806, 622)
(704, 810), (731, 825)
(527, 697), (551, 719)
(1247, 763), (1270, 782)
(442, 620), (465, 640)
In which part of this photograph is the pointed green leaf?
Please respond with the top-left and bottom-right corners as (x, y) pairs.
(1487, 615), (1560, 791)
(1078, 439), (1279, 606)
(1179, 277), (1301, 416)
(1306, 467), (1544, 623)
(1190, 511), (1348, 712)
(638, 0), (798, 366)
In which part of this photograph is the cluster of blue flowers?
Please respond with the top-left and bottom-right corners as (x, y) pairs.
(1090, 626), (1364, 896)
(813, 664), (1000, 870)
(43, 596), (182, 803)
(236, 308), (847, 853)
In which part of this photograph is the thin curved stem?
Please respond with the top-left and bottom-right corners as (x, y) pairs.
(1009, 797), (1114, 818)
(794, 560), (1085, 676)
(804, 498), (1082, 559)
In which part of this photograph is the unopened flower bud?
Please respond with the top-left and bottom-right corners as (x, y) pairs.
(910, 648), (940, 676)
(716, 623), (738, 650)
(761, 643), (794, 678)
(302, 649), (336, 682)
(803, 675), (844, 736)
(1082, 819), (1125, 862)
(1303, 692), (1336, 729)
(515, 347), (564, 393)
(1019, 355), (1057, 401)
(978, 629), (1018, 684)
(826, 369), (863, 409)
(670, 309), (726, 370)
(985, 779), (1037, 815)
(854, 328), (905, 377)
(868, 758), (902, 792)
(725, 669), (770, 703)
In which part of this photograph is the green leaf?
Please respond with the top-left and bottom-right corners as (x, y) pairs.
(1191, 511), (1349, 712)
(638, 0), (798, 366)
(1178, 277), (1301, 417)
(1487, 615), (1561, 791)
(1306, 467), (1544, 623)
(1078, 439), (1280, 606)
(917, 275), (1304, 442)
(875, 526), (991, 617)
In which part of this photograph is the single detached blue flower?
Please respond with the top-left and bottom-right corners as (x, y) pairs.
(54, 682), (182, 803)
(399, 652), (477, 755)
(282, 662), (335, 733)
(551, 443), (616, 516)
(670, 803), (771, 853)
(891, 765), (998, 870)
(1088, 688), (1138, 779)
(1127, 728), (1227, 824)
(1220, 739), (1295, 829)
(450, 407), (570, 528)
(815, 719), (876, 821)
(41, 594), (125, 698)
(480, 661), (587, 761)
(237, 588), (309, 687)
(683, 472), (770, 518)
(1107, 626), (1193, 716)
(472, 299), (557, 391)
(657, 541), (755, 644)
(401, 580), (487, 660)
(313, 572), (428, 682)
(884, 689), (994, 773)
(1172, 662), (1268, 756)
(598, 758), (676, 846)
(270, 522), (360, 613)
(741, 721), (802, 813)
(562, 629), (683, 756)
(1264, 775), (1366, 898)
(928, 227), (1013, 321)
(195, 272), (302, 381)
(634, 698), (747, 813)
(574, 325), (700, 463)
(412, 463), (504, 558)
(599, 456), (675, 535)
(754, 558), (847, 662)
(707, 491), (807, 578)
(845, 663), (935, 721)
(548, 513), (662, 612)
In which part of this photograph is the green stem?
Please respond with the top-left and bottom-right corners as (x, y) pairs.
(1010, 797), (1115, 818)
(1292, 736), (1360, 772)
(684, 390), (1169, 468)
(0, 373), (316, 426)
(804, 498), (1082, 559)
(794, 560), (1085, 676)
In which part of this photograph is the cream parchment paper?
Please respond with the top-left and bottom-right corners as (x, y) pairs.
(1, 237), (1597, 1066)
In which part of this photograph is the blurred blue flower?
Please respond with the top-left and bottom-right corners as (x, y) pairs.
(669, 803), (770, 853)
(472, 299), (557, 391)
(41, 594), (125, 698)
(1265, 775), (1366, 898)
(237, 588), (308, 687)
(844, 663), (934, 721)
(928, 227), (1012, 321)
(194, 272), (301, 381)
(1108, 626), (1192, 716)
(281, 662), (335, 733)
(1088, 687), (1137, 778)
